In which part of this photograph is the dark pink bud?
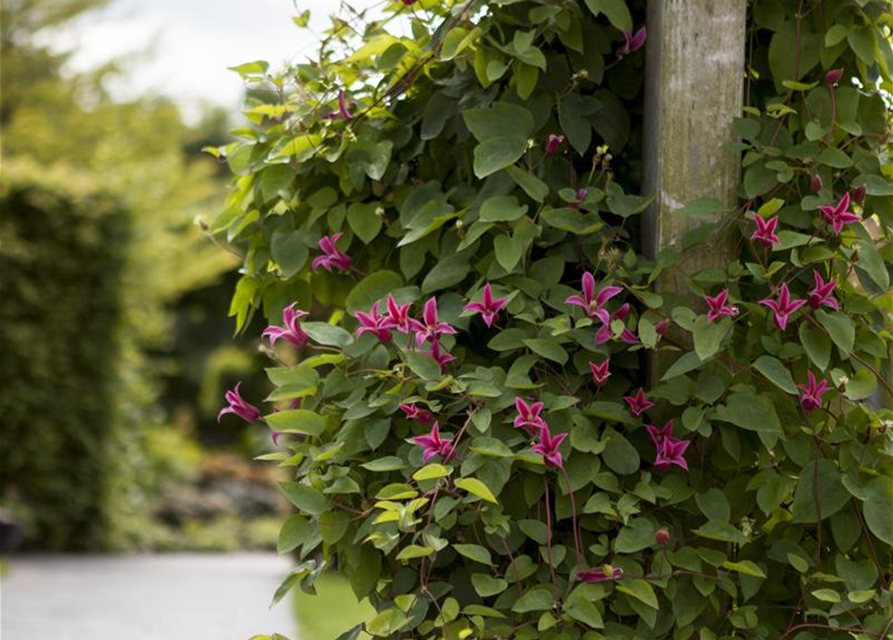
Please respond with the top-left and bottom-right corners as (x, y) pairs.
(654, 318), (671, 336)
(853, 184), (867, 203)
(656, 528), (671, 546)
(545, 134), (565, 157)
(825, 68), (843, 87)
(810, 175), (823, 193)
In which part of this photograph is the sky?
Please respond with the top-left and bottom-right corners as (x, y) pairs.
(54, 0), (381, 117)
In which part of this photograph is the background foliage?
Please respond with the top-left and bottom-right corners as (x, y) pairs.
(219, 0), (890, 639)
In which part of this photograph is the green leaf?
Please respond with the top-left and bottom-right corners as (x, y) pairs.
(713, 393), (781, 434)
(472, 573), (508, 597)
(265, 409), (326, 436)
(345, 271), (404, 314)
(270, 229), (308, 278)
(617, 579), (659, 609)
(857, 242), (889, 290)
(505, 165), (549, 202)
(522, 338), (568, 365)
(862, 476), (893, 545)
(693, 316), (731, 360)
(753, 355), (797, 394)
(564, 593), (605, 627)
(615, 518), (656, 553)
(403, 351), (442, 381)
(661, 351), (706, 381)
(302, 322), (353, 348)
(413, 464), (451, 481)
(722, 561), (766, 578)
(817, 147), (853, 169)
(695, 489), (731, 522)
(462, 103), (534, 178)
(513, 587), (554, 612)
(453, 543), (494, 565)
(811, 589), (841, 603)
(693, 521), (750, 545)
(280, 482), (329, 515)
(540, 208), (603, 235)
(494, 234), (523, 272)
(455, 478), (499, 504)
(844, 369), (877, 401)
(602, 428), (640, 475)
(422, 253), (471, 293)
(347, 202), (383, 244)
(278, 514), (313, 554)
(480, 196), (528, 222)
(396, 545), (435, 561)
(361, 456), (408, 472)
(584, 0), (632, 31)
(799, 322), (832, 370)
(815, 309), (854, 355)
(791, 458), (850, 522)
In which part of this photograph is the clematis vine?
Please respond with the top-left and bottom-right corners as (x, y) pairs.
(594, 302), (639, 345)
(411, 297), (457, 346)
(590, 360), (611, 387)
(616, 26), (647, 57)
(798, 371), (830, 413)
(400, 403), (434, 425)
(807, 270), (839, 311)
(464, 283), (508, 328)
(751, 215), (780, 248)
(217, 382), (262, 424)
(759, 282), (806, 331)
(411, 422), (453, 462)
(565, 271), (622, 320)
(262, 303), (311, 347)
(531, 425), (567, 468)
(383, 295), (413, 334)
(578, 566), (624, 583)
(312, 233), (352, 272)
(704, 289), (738, 323)
(545, 134), (565, 156)
(624, 388), (654, 418)
(514, 397), (546, 431)
(820, 192), (860, 235)
(355, 301), (392, 343)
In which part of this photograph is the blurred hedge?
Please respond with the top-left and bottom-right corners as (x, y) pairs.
(0, 165), (131, 550)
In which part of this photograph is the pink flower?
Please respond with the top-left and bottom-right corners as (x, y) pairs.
(655, 528), (671, 546)
(427, 340), (455, 373)
(262, 303), (311, 347)
(852, 184), (867, 203)
(514, 397), (546, 431)
(655, 318), (671, 336)
(704, 289), (739, 323)
(383, 295), (413, 333)
(759, 282), (806, 331)
(410, 298), (457, 346)
(825, 68), (843, 87)
(798, 371), (830, 413)
(271, 430), (285, 446)
(411, 422), (453, 463)
(400, 403), (434, 425)
(464, 283), (509, 328)
(337, 90), (353, 120)
(594, 302), (639, 345)
(807, 270), (839, 311)
(578, 566), (624, 583)
(590, 360), (611, 387)
(569, 188), (587, 211)
(645, 420), (674, 447)
(820, 192), (860, 235)
(545, 134), (565, 156)
(810, 175), (824, 193)
(312, 233), (352, 272)
(654, 437), (690, 471)
(565, 272), (623, 320)
(530, 425), (568, 468)
(751, 215), (780, 248)
(217, 382), (262, 423)
(624, 388), (654, 418)
(355, 301), (393, 343)
(617, 26), (647, 57)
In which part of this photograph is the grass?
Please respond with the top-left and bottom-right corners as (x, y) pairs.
(292, 574), (375, 640)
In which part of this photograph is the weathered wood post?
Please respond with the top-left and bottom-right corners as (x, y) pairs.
(643, 0), (748, 378)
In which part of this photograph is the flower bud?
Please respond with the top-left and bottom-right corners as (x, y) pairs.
(545, 134), (565, 157)
(655, 528), (671, 546)
(852, 184), (867, 203)
(655, 318), (671, 336)
(825, 68), (843, 87)
(809, 174), (823, 193)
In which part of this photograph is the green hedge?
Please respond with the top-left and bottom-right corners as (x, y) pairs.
(0, 166), (131, 550)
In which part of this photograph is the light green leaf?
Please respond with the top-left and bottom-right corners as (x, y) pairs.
(722, 561), (766, 578)
(413, 464), (451, 481)
(816, 309), (854, 355)
(753, 355), (797, 394)
(265, 409), (326, 436)
(455, 478), (499, 504)
(453, 543), (494, 565)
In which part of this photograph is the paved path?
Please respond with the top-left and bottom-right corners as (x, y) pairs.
(1, 552), (297, 640)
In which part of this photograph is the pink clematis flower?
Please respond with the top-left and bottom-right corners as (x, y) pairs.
(759, 282), (806, 331)
(751, 215), (780, 248)
(825, 68), (843, 87)
(655, 528), (671, 546)
(590, 360), (611, 387)
(531, 425), (568, 468)
(410, 298), (457, 346)
(271, 430), (285, 446)
(427, 340), (455, 373)
(807, 270), (839, 311)
(400, 403), (434, 425)
(566, 272), (623, 320)
(704, 289), (739, 323)
(545, 134), (566, 156)
(464, 283), (509, 328)
(810, 175), (824, 193)
(411, 422), (453, 463)
(355, 301), (393, 343)
(654, 437), (690, 471)
(820, 192), (860, 235)
(383, 295), (413, 334)
(514, 397), (547, 431)
(336, 90), (353, 120)
(312, 233), (352, 272)
(798, 370), (830, 413)
(262, 303), (311, 347)
(624, 388), (654, 418)
(569, 188), (588, 211)
(645, 421), (675, 447)
(578, 566), (624, 583)
(217, 382), (262, 423)
(617, 26), (647, 57)
(594, 302), (639, 345)
(852, 184), (867, 203)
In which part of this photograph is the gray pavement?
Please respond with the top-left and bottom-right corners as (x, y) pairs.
(1, 552), (297, 640)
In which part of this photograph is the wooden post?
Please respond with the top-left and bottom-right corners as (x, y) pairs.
(642, 0), (747, 377)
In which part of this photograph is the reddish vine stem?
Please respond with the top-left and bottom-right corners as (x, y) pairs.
(543, 478), (560, 607)
(558, 465), (584, 568)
